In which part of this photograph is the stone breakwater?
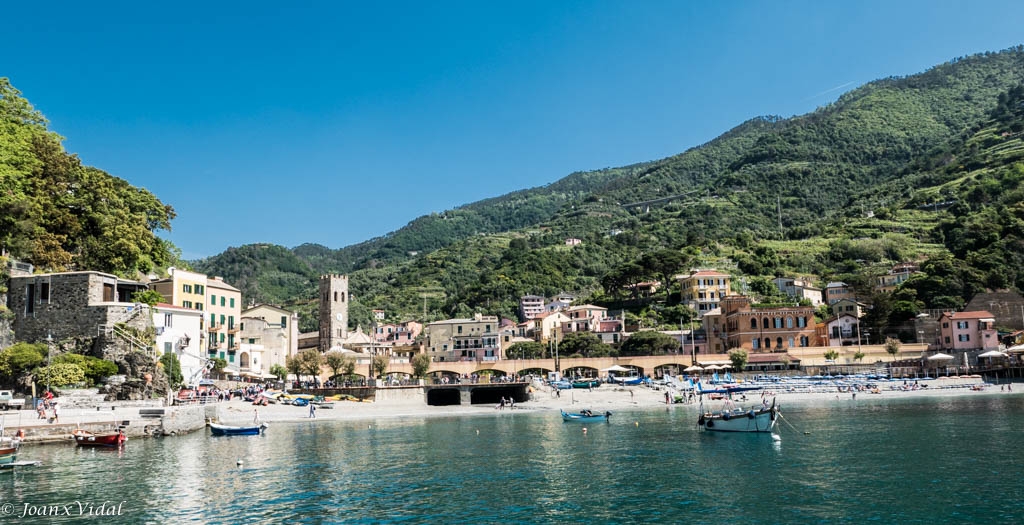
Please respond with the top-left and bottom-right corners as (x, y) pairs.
(5, 404), (210, 445)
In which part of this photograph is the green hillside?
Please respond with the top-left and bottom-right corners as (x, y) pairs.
(192, 47), (1024, 333)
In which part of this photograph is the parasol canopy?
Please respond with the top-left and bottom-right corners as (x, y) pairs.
(927, 353), (954, 361)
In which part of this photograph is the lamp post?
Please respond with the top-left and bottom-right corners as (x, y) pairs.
(45, 331), (53, 397)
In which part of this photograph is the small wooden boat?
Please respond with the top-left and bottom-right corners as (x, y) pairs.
(560, 409), (612, 422)
(571, 379), (600, 389)
(0, 446), (17, 465)
(697, 398), (778, 433)
(72, 428), (126, 448)
(209, 422), (268, 436)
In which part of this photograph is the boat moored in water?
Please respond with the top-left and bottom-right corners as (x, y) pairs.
(209, 422), (268, 436)
(698, 398), (778, 433)
(72, 428), (126, 448)
(561, 409), (612, 422)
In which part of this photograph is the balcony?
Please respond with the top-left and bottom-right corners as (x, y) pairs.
(228, 343), (240, 353)
(228, 325), (240, 334)
(208, 323), (223, 333)
(208, 342), (221, 352)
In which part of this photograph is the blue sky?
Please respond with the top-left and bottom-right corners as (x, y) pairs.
(5, 1), (1024, 259)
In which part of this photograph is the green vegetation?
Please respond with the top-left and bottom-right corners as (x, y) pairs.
(0, 78), (180, 277)
(411, 353), (431, 378)
(728, 349), (748, 371)
(190, 48), (1024, 337)
(619, 331), (681, 356)
(33, 363), (86, 387)
(0, 342), (46, 387)
(269, 363), (288, 381)
(158, 352), (183, 388)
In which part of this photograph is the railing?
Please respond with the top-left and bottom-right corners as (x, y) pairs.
(98, 324), (154, 358)
(208, 323), (223, 332)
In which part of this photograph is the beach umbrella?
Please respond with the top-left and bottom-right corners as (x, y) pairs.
(978, 350), (1007, 358)
(926, 353), (954, 361)
(601, 365), (630, 372)
(684, 365), (703, 372)
(1005, 344), (1024, 353)
(704, 364), (722, 371)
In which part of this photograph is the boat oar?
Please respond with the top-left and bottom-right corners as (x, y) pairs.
(778, 412), (810, 435)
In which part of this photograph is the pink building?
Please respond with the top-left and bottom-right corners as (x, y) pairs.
(938, 311), (998, 352)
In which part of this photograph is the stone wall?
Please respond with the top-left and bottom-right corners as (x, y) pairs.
(9, 272), (151, 344)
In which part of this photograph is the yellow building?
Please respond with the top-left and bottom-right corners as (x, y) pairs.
(151, 267), (207, 312)
(678, 270), (731, 318)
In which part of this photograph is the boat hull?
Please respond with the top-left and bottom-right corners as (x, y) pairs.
(560, 410), (611, 423)
(209, 423), (267, 436)
(571, 380), (600, 389)
(73, 430), (126, 447)
(0, 449), (16, 465)
(698, 406), (777, 433)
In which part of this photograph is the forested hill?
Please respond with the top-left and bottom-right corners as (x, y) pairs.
(0, 79), (178, 277)
(193, 47), (1024, 332)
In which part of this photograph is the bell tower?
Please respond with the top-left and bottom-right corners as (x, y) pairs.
(319, 274), (349, 352)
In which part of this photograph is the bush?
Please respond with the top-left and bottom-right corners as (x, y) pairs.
(159, 352), (183, 387)
(34, 363), (86, 387)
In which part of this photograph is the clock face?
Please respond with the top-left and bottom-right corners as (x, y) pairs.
(336, 313), (344, 321)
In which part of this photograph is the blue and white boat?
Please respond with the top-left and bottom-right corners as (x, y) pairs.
(209, 422), (268, 436)
(560, 409), (611, 423)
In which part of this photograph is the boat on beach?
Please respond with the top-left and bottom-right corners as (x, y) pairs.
(72, 428), (127, 448)
(697, 398), (778, 433)
(209, 422), (268, 436)
(561, 409), (612, 422)
(610, 375), (646, 386)
(571, 379), (601, 389)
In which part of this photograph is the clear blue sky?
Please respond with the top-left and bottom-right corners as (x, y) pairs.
(5, 1), (1024, 259)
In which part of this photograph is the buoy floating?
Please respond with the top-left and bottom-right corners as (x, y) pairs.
(236, 459), (243, 466)
(582, 427), (588, 434)
(476, 430), (480, 435)
(635, 421), (639, 427)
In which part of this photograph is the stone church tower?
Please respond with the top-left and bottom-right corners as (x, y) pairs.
(318, 274), (349, 352)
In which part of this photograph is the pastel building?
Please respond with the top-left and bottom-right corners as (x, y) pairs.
(721, 295), (816, 351)
(153, 303), (204, 384)
(241, 304), (299, 372)
(205, 276), (243, 369)
(679, 270), (731, 318)
(424, 313), (502, 362)
(938, 311), (998, 352)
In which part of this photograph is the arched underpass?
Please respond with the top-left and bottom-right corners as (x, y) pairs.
(470, 386), (525, 405)
(426, 388), (462, 406)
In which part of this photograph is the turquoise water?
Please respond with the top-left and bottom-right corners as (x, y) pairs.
(3, 394), (1024, 524)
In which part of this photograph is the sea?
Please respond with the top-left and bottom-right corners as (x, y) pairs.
(2, 393), (1023, 524)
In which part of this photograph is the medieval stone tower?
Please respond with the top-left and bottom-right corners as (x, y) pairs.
(318, 274), (349, 352)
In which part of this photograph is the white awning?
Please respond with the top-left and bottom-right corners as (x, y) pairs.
(979, 318), (996, 323)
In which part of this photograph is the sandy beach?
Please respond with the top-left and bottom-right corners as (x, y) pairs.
(215, 378), (1018, 426)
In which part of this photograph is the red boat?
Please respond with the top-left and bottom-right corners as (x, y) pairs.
(72, 428), (126, 448)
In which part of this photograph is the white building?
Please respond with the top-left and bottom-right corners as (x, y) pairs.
(153, 303), (205, 385)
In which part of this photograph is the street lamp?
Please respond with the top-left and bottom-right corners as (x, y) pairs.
(45, 331), (53, 397)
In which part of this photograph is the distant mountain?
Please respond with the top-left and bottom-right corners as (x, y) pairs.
(194, 46), (1024, 331)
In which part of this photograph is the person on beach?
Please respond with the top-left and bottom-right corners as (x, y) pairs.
(254, 407), (260, 424)
(51, 403), (59, 423)
(309, 403), (316, 419)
